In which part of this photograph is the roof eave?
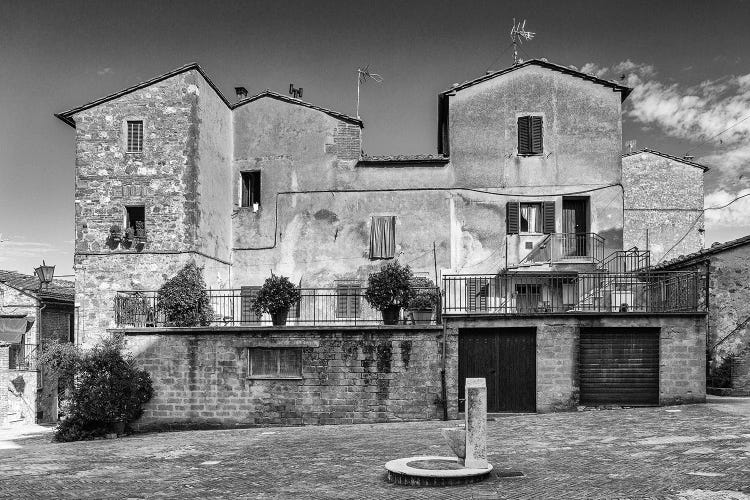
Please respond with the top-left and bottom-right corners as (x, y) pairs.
(232, 91), (363, 128)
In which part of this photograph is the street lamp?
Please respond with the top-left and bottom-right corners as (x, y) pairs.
(34, 260), (55, 289)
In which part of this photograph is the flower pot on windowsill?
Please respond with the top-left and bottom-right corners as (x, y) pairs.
(270, 309), (289, 326)
(381, 305), (401, 325)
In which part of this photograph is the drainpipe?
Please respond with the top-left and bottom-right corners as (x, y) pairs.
(441, 321), (448, 421)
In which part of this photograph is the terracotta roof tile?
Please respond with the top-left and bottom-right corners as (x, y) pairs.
(0, 270), (74, 302)
(654, 234), (750, 269)
(622, 149), (710, 172)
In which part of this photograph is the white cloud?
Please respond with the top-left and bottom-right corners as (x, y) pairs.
(704, 188), (750, 227)
(97, 67), (113, 76)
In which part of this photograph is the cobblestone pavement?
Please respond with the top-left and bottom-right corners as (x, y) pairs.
(1, 400), (748, 499)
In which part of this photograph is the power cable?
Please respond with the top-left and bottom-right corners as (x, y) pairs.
(684, 113), (750, 156)
(485, 42), (515, 73)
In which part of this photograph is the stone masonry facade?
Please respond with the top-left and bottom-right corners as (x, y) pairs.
(622, 151), (706, 264)
(121, 326), (456, 429)
(445, 314), (706, 412)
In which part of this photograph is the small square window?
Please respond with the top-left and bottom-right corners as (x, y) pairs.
(125, 206), (146, 240)
(519, 203), (542, 233)
(241, 171), (261, 208)
(127, 121), (143, 153)
(518, 116), (542, 155)
(335, 282), (361, 318)
(248, 348), (302, 378)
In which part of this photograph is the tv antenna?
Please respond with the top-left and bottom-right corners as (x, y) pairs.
(356, 65), (383, 119)
(510, 19), (535, 65)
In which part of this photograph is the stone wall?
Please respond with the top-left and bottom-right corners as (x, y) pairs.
(445, 314), (706, 411)
(0, 346), (8, 427)
(121, 326), (454, 429)
(6, 370), (37, 425)
(622, 152), (705, 263)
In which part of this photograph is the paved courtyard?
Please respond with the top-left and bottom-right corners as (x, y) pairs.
(1, 397), (748, 499)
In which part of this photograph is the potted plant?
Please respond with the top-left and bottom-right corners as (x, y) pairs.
(109, 224), (123, 243)
(364, 260), (414, 325)
(407, 277), (439, 324)
(252, 274), (301, 326)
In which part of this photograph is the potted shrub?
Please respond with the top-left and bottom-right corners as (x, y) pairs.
(364, 260), (414, 325)
(407, 277), (439, 324)
(109, 224), (123, 243)
(252, 274), (301, 326)
(157, 262), (213, 327)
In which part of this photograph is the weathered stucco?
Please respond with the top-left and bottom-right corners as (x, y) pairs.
(623, 151), (705, 263)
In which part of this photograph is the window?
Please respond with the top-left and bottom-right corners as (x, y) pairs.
(336, 282), (361, 318)
(127, 121), (143, 153)
(125, 206), (146, 240)
(241, 171), (261, 208)
(518, 116), (542, 155)
(507, 201), (555, 234)
(520, 203), (542, 233)
(248, 348), (302, 378)
(515, 284), (542, 313)
(369, 216), (396, 259)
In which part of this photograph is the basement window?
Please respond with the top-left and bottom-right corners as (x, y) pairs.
(241, 171), (261, 209)
(125, 205), (146, 240)
(248, 348), (302, 379)
(126, 120), (143, 153)
(518, 116), (543, 155)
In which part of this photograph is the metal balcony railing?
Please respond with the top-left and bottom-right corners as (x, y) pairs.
(8, 343), (38, 371)
(602, 247), (651, 273)
(519, 233), (605, 266)
(114, 287), (441, 327)
(442, 270), (702, 315)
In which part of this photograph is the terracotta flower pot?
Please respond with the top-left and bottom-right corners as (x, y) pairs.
(271, 309), (289, 326)
(381, 305), (401, 325)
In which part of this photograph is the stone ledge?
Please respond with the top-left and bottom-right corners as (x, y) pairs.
(110, 325), (443, 335)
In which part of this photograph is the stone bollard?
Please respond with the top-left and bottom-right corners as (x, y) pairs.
(464, 378), (488, 469)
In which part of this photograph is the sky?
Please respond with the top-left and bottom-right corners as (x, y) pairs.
(1, 0), (749, 276)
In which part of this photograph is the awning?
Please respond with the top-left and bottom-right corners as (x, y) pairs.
(0, 316), (33, 344)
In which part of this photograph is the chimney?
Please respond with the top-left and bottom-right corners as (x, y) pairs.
(683, 155), (695, 161)
(234, 86), (248, 100)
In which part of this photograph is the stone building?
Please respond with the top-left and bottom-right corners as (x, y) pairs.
(622, 149), (708, 264)
(54, 59), (707, 427)
(655, 234), (750, 395)
(0, 271), (75, 426)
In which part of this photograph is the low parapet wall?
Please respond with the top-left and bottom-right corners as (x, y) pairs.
(118, 325), (456, 430)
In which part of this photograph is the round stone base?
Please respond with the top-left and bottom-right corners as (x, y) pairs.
(384, 456), (493, 486)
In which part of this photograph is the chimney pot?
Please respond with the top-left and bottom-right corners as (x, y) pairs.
(235, 86), (248, 100)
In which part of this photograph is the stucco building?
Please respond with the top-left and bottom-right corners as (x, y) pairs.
(0, 271), (75, 426)
(54, 59), (707, 427)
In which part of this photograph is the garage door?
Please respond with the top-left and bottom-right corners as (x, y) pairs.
(459, 328), (536, 413)
(579, 327), (659, 406)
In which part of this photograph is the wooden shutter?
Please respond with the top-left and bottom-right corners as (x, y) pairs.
(506, 201), (520, 234)
(530, 116), (543, 154)
(466, 278), (489, 312)
(542, 201), (555, 234)
(517, 116), (531, 154)
(240, 286), (261, 323)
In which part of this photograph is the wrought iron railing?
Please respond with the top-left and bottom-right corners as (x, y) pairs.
(8, 343), (38, 371)
(114, 287), (441, 327)
(443, 270), (702, 315)
(519, 233), (605, 266)
(602, 247), (651, 273)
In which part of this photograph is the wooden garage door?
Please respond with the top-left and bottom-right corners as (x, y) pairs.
(579, 327), (659, 406)
(459, 328), (536, 413)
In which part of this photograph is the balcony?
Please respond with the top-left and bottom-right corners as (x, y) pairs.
(442, 270), (702, 315)
(114, 287), (441, 328)
(518, 233), (605, 267)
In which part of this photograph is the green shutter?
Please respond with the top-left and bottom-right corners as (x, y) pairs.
(531, 116), (543, 154)
(507, 201), (520, 234)
(517, 116), (531, 154)
(542, 201), (555, 234)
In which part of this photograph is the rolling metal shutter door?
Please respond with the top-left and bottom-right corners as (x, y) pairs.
(579, 327), (659, 406)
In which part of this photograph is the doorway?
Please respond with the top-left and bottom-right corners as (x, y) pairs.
(562, 197), (589, 257)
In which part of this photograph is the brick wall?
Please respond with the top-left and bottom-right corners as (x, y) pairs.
(446, 314), (706, 412)
(333, 122), (362, 160)
(121, 326), (454, 430)
(0, 346), (8, 427)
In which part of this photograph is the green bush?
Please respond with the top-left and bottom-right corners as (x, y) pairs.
(41, 336), (154, 442)
(407, 277), (439, 310)
(252, 274), (301, 318)
(157, 262), (213, 326)
(364, 260), (414, 311)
